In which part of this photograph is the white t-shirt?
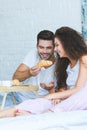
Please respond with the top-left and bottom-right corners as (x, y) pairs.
(66, 61), (80, 89)
(14, 49), (56, 102)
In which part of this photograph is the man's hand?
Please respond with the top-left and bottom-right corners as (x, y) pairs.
(13, 64), (41, 82)
(30, 66), (41, 76)
(40, 81), (55, 93)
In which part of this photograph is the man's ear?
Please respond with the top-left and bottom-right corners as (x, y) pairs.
(36, 44), (38, 48)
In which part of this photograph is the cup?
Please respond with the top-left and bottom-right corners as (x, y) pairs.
(0, 80), (12, 87)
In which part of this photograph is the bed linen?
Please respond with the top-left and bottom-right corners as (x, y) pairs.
(0, 110), (87, 130)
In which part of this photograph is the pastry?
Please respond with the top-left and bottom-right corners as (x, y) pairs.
(12, 79), (21, 86)
(37, 60), (53, 68)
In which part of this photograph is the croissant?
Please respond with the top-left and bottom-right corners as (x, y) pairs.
(37, 60), (53, 68)
(12, 79), (21, 86)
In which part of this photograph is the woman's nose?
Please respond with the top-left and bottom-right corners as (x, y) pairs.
(54, 47), (56, 51)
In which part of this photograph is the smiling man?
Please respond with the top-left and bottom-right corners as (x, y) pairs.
(13, 30), (56, 103)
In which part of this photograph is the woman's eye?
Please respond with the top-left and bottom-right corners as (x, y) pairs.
(55, 44), (58, 47)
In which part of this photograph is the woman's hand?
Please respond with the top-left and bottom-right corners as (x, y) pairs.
(51, 98), (62, 105)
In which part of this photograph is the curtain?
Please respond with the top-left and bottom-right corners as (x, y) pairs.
(81, 0), (87, 39)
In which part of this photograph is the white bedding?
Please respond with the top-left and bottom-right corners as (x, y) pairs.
(0, 110), (87, 130)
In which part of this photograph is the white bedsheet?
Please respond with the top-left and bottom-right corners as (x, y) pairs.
(0, 110), (87, 130)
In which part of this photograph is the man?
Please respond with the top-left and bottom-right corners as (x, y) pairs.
(13, 30), (56, 103)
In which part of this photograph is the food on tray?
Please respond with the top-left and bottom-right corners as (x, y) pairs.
(12, 79), (21, 86)
(37, 60), (53, 68)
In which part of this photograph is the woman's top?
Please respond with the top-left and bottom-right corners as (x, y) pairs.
(66, 61), (80, 89)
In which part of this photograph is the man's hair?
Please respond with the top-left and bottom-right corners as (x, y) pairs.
(37, 30), (54, 45)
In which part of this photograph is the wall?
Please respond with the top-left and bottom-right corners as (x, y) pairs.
(0, 0), (81, 80)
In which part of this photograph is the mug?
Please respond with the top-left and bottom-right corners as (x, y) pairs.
(0, 80), (12, 87)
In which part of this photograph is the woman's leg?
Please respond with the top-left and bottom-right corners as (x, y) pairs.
(14, 110), (31, 116)
(50, 86), (87, 112)
(0, 108), (31, 118)
(0, 98), (53, 118)
(0, 108), (17, 118)
(15, 98), (53, 114)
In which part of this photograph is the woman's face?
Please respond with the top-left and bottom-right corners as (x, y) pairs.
(54, 37), (67, 58)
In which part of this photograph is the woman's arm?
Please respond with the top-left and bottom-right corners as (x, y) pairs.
(44, 86), (80, 100)
(45, 55), (87, 100)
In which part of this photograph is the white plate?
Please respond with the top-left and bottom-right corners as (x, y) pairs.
(0, 80), (12, 87)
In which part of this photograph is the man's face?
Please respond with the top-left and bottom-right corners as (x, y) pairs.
(37, 39), (54, 60)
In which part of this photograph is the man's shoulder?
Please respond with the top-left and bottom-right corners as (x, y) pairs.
(23, 48), (40, 65)
(27, 48), (37, 54)
(25, 49), (38, 58)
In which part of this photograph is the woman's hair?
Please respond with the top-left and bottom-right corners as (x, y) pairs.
(55, 26), (87, 90)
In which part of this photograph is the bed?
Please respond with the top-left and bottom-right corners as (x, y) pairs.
(0, 110), (87, 130)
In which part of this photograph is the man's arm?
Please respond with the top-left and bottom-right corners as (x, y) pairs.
(13, 64), (32, 82)
(13, 63), (41, 82)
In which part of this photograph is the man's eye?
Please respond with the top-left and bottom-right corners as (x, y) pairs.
(47, 47), (52, 49)
(39, 47), (43, 49)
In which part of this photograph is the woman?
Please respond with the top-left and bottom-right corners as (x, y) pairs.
(0, 26), (87, 118)
(45, 26), (87, 100)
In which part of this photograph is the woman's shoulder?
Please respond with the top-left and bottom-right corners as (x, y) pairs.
(80, 55), (87, 66)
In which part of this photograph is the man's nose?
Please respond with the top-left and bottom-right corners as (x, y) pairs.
(43, 48), (47, 53)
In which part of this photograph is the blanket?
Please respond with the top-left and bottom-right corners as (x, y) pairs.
(0, 110), (87, 130)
